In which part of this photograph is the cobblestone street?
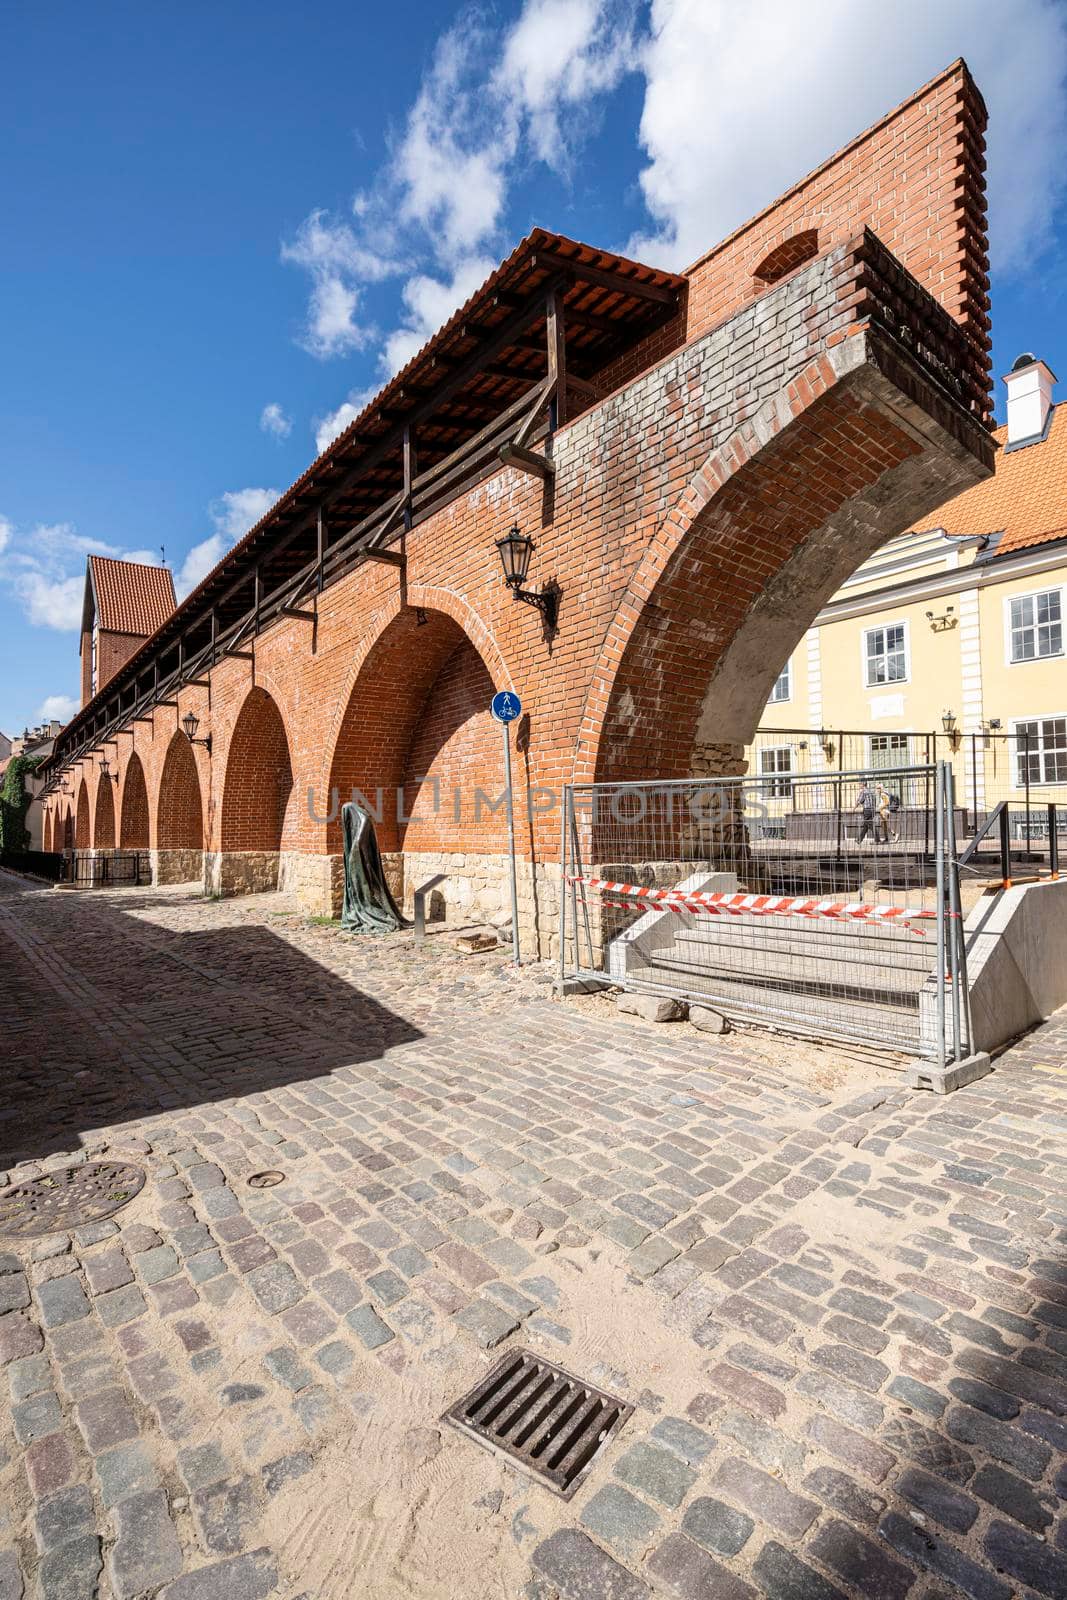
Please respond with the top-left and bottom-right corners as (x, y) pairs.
(1, 870), (1065, 1600)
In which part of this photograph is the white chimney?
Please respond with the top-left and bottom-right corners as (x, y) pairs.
(1004, 353), (1056, 446)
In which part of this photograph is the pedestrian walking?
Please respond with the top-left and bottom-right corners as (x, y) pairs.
(855, 779), (880, 845)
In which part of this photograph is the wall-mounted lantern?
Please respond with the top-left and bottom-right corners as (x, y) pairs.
(941, 709), (961, 749)
(98, 756), (118, 785)
(495, 525), (560, 629)
(182, 710), (212, 755)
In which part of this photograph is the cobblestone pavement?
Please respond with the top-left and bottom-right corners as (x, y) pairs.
(1, 871), (1065, 1600)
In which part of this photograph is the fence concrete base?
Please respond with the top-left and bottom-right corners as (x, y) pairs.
(906, 1051), (992, 1094)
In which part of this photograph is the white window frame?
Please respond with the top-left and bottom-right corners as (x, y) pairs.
(867, 732), (912, 768)
(1011, 715), (1067, 787)
(768, 659), (792, 705)
(1004, 586), (1064, 666)
(758, 744), (794, 798)
(862, 620), (910, 688)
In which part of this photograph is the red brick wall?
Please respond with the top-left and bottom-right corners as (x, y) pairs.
(400, 635), (501, 854)
(75, 782), (90, 849)
(595, 60), (990, 417)
(157, 733), (204, 850)
(94, 776), (116, 849)
(52, 66), (993, 896)
(81, 628), (151, 707)
(220, 687), (293, 853)
(119, 753), (150, 848)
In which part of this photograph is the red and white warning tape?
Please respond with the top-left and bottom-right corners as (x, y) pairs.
(567, 874), (935, 929)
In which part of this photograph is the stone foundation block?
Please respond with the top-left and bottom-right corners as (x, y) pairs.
(690, 1005), (730, 1034)
(618, 992), (688, 1023)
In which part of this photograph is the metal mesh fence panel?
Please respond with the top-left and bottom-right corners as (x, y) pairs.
(561, 765), (963, 1057)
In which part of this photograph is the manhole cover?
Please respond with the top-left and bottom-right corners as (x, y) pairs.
(247, 1171), (285, 1189)
(0, 1161), (146, 1238)
(443, 1348), (632, 1497)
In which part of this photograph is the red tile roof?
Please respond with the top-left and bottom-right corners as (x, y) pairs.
(89, 556), (176, 637)
(910, 405), (1067, 555)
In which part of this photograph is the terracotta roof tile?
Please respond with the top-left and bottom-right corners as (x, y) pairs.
(89, 556), (176, 637)
(909, 405), (1067, 555)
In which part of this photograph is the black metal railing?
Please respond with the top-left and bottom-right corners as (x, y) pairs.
(0, 850), (64, 881)
(63, 852), (152, 887)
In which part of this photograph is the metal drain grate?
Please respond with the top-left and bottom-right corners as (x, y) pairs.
(0, 1161), (146, 1237)
(443, 1348), (632, 1497)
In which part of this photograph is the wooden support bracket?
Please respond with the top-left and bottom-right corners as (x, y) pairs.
(362, 549), (405, 567)
(280, 607), (317, 622)
(498, 441), (554, 480)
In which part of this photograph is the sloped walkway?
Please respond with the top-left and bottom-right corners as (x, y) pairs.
(0, 873), (1064, 1599)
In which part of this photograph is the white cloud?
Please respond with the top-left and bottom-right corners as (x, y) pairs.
(0, 515), (166, 632)
(175, 487), (279, 597)
(37, 693), (78, 724)
(14, 571), (84, 631)
(629, 0), (1067, 274)
(495, 0), (637, 167)
(283, 0), (634, 385)
(314, 387), (378, 455)
(381, 256), (497, 378)
(260, 402), (292, 440)
(280, 210), (400, 358)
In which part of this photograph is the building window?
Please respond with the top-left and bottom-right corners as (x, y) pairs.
(864, 623), (907, 686)
(1009, 589), (1062, 662)
(869, 733), (911, 768)
(758, 745), (793, 797)
(869, 733), (913, 803)
(768, 660), (791, 704)
(1014, 717), (1067, 785)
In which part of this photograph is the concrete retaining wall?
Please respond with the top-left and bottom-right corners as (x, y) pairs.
(961, 879), (1067, 1053)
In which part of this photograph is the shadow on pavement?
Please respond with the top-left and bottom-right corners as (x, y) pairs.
(0, 874), (423, 1167)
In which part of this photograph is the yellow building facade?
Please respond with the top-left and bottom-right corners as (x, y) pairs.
(749, 356), (1067, 832)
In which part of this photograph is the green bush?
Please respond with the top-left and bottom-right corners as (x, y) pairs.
(0, 755), (40, 854)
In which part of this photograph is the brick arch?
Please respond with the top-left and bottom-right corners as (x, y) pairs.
(61, 806), (74, 851)
(157, 732), (204, 849)
(752, 229), (819, 286)
(326, 604), (501, 855)
(119, 752), (150, 848)
(94, 772), (116, 849)
(75, 780), (91, 849)
(576, 348), (929, 787)
(220, 687), (293, 853)
(43, 811), (53, 853)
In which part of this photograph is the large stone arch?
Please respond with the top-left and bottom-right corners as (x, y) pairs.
(576, 344), (985, 793)
(213, 686), (294, 895)
(75, 780), (91, 849)
(94, 772), (116, 850)
(156, 732), (204, 884)
(326, 603), (506, 922)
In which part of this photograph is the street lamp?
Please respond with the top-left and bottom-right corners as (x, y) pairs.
(495, 525), (560, 629)
(181, 711), (212, 754)
(941, 709), (960, 749)
(98, 756), (118, 784)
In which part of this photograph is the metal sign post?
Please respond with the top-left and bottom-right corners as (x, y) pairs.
(491, 691), (522, 963)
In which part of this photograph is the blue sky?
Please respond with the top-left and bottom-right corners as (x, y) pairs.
(3, 0), (1067, 737)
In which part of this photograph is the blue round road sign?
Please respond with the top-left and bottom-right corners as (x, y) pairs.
(491, 690), (522, 723)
